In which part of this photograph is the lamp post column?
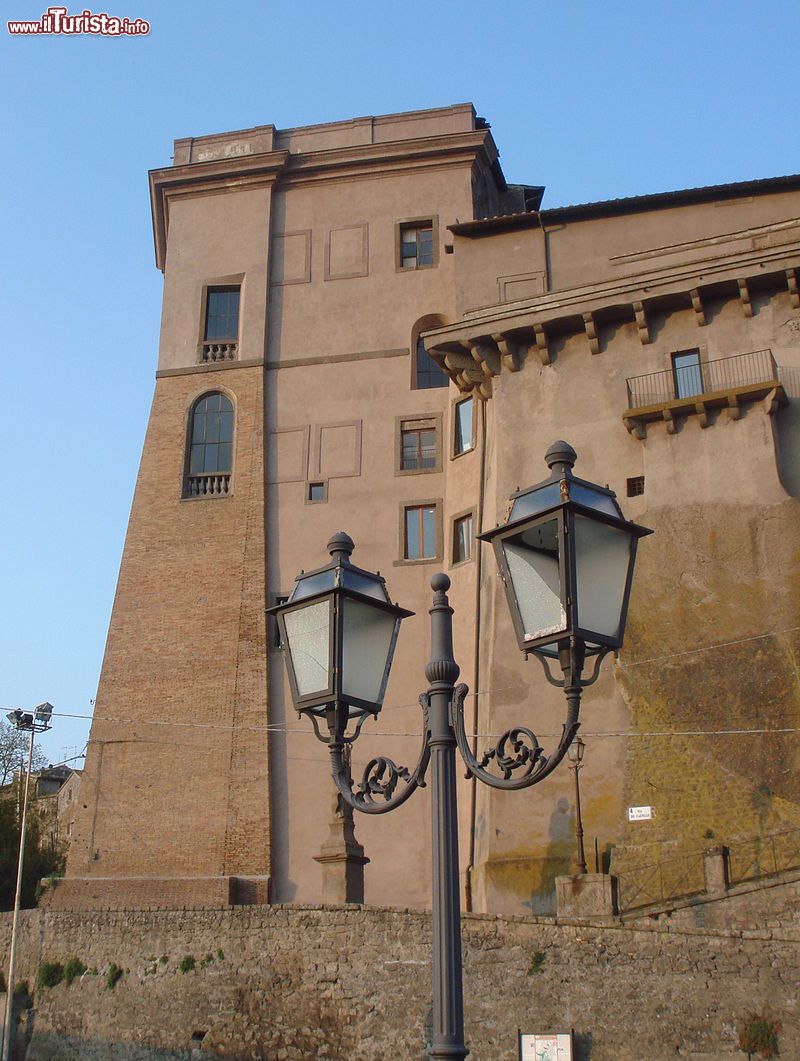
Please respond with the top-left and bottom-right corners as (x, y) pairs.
(572, 760), (587, 876)
(425, 574), (468, 1060)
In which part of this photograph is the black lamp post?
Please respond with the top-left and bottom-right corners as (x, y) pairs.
(567, 736), (587, 875)
(270, 441), (651, 1059)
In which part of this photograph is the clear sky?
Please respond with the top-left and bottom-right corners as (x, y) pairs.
(3, 0), (798, 764)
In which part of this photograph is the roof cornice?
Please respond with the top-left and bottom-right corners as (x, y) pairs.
(149, 129), (497, 271)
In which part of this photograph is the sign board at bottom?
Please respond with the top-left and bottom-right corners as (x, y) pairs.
(519, 1031), (573, 1060)
(628, 805), (653, 821)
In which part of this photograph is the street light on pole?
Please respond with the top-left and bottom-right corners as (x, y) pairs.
(270, 441), (651, 1059)
(2, 703), (53, 1061)
(567, 736), (587, 875)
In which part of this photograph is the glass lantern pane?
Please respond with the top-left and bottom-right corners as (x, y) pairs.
(509, 482), (562, 521)
(503, 518), (566, 640)
(341, 599), (398, 706)
(283, 601), (331, 696)
(291, 570), (336, 601)
(569, 483), (621, 517)
(574, 514), (633, 639)
(339, 569), (389, 602)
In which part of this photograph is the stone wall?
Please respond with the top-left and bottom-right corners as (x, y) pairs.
(2, 900), (797, 1060)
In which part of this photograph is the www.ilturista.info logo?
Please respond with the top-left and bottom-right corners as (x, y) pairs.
(8, 6), (150, 34)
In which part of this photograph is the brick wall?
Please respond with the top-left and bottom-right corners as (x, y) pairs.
(2, 899), (797, 1060)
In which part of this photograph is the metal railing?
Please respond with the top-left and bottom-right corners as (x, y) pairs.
(617, 851), (705, 912)
(728, 826), (800, 887)
(185, 473), (231, 498)
(626, 348), (778, 409)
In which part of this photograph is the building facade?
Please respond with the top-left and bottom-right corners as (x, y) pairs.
(54, 104), (800, 915)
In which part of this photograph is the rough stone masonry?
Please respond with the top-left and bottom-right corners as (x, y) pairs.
(1, 897), (798, 1059)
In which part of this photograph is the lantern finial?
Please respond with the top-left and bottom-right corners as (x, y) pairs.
(327, 531), (355, 561)
(545, 440), (577, 475)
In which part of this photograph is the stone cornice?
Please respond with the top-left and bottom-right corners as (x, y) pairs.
(423, 232), (800, 399)
(149, 129), (496, 271)
(149, 152), (290, 270)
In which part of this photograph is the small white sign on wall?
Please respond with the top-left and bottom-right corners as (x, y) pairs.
(519, 1031), (573, 1060)
(628, 805), (653, 821)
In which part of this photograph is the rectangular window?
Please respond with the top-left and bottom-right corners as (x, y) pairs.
(415, 338), (449, 389)
(205, 286), (240, 341)
(404, 504), (437, 560)
(401, 427), (437, 471)
(454, 397), (474, 456)
(400, 222), (434, 269)
(626, 476), (645, 497)
(672, 349), (703, 399)
(307, 481), (326, 502)
(452, 512), (474, 565)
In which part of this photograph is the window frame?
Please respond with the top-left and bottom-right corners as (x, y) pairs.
(305, 480), (329, 504)
(412, 336), (450, 391)
(182, 390), (235, 500)
(395, 413), (443, 476)
(197, 277), (243, 363)
(395, 216), (439, 272)
(451, 395), (476, 459)
(396, 498), (443, 566)
(670, 347), (704, 400)
(450, 507), (476, 568)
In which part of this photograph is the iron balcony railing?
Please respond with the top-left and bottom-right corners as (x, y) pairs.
(626, 348), (779, 409)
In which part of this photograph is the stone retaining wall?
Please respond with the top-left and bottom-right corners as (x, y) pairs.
(1, 904), (796, 1059)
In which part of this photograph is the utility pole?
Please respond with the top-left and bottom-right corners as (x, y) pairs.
(2, 704), (53, 1061)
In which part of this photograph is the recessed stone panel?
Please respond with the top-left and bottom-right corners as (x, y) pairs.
(268, 425), (310, 483)
(312, 420), (362, 479)
(325, 224), (369, 280)
(272, 231), (312, 286)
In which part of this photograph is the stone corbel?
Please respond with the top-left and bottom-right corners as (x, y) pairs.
(762, 387), (782, 416)
(737, 278), (753, 318)
(624, 417), (647, 441)
(492, 333), (521, 372)
(694, 400), (710, 428)
(633, 302), (651, 345)
(532, 323), (551, 365)
(787, 268), (800, 309)
(727, 394), (742, 421)
(583, 312), (600, 355)
(464, 338), (501, 381)
(662, 407), (677, 434)
(690, 288), (707, 327)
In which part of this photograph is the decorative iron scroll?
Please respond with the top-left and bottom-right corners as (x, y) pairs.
(328, 694), (431, 815)
(450, 684), (581, 791)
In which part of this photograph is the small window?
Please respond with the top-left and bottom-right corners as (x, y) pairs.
(415, 338), (449, 390)
(672, 349), (703, 399)
(402, 427), (437, 471)
(627, 476), (645, 497)
(452, 512), (474, 565)
(400, 222), (434, 269)
(454, 398), (474, 456)
(307, 481), (326, 503)
(404, 504), (438, 561)
(184, 392), (234, 497)
(205, 286), (240, 341)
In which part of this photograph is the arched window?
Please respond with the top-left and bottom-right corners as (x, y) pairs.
(414, 337), (449, 390)
(184, 392), (234, 497)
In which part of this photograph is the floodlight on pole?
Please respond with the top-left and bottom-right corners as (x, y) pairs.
(1, 704), (54, 1061)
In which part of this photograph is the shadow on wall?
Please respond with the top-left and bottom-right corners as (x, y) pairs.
(523, 798), (575, 916)
(775, 371), (800, 496)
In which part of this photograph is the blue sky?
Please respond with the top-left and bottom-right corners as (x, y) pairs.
(3, 0), (798, 763)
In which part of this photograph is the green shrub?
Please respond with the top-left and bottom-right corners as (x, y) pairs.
(216, 948), (224, 961)
(37, 962), (64, 990)
(179, 955), (196, 974)
(159, 956), (168, 965)
(527, 951), (546, 976)
(105, 964), (123, 990)
(63, 958), (87, 986)
(739, 1014), (781, 1058)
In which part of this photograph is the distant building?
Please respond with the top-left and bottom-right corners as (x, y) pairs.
(53, 104), (800, 914)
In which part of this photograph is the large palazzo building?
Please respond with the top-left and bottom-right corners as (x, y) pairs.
(51, 104), (800, 915)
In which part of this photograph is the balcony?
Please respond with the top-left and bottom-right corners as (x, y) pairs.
(623, 348), (786, 438)
(200, 340), (238, 364)
(184, 473), (231, 498)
